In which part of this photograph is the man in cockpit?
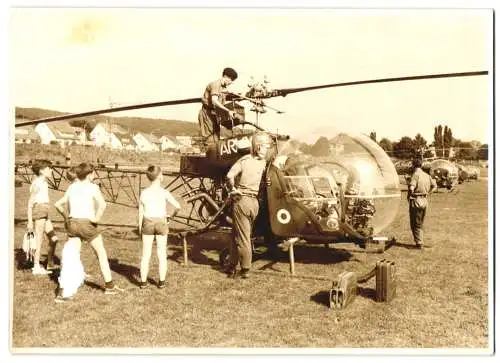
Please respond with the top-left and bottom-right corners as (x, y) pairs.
(198, 67), (240, 143)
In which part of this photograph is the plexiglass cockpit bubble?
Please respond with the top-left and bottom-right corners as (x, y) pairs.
(274, 133), (401, 237)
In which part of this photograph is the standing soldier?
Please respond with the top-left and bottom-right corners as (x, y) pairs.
(408, 159), (437, 249)
(198, 67), (239, 143)
(225, 132), (273, 279)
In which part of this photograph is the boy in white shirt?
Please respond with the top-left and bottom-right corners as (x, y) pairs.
(138, 166), (180, 289)
(54, 167), (85, 302)
(54, 163), (122, 297)
(27, 159), (59, 275)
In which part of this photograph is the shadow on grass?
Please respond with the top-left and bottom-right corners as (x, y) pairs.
(357, 286), (377, 301)
(392, 241), (424, 250)
(168, 233), (229, 268)
(165, 234), (355, 274)
(255, 244), (354, 265)
(294, 245), (353, 264)
(13, 248), (61, 272)
(310, 290), (330, 308)
(108, 258), (157, 286)
(14, 248), (33, 271)
(84, 280), (104, 291)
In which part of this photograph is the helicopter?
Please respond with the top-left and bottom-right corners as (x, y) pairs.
(423, 158), (460, 191)
(457, 164), (481, 183)
(15, 70), (488, 272)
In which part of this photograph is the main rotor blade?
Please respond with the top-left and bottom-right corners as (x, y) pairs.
(15, 97), (202, 127)
(275, 71), (489, 97)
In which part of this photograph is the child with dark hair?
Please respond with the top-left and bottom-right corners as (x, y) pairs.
(27, 159), (58, 274)
(55, 163), (123, 298)
(138, 165), (180, 289)
(198, 67), (239, 141)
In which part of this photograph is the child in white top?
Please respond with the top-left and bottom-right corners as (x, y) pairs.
(55, 163), (122, 297)
(27, 159), (58, 275)
(54, 167), (85, 302)
(138, 165), (180, 289)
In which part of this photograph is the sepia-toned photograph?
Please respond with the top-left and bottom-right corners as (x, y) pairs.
(8, 4), (494, 355)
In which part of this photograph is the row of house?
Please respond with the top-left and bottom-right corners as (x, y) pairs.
(14, 119), (186, 152)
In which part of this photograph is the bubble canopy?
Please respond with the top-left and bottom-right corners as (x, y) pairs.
(429, 159), (459, 174)
(274, 133), (401, 236)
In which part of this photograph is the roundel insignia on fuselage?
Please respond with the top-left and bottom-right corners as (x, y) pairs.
(277, 209), (291, 224)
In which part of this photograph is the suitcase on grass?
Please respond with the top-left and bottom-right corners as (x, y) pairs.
(376, 259), (396, 302)
(329, 271), (358, 309)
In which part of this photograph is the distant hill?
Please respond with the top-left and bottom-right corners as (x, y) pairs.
(15, 107), (199, 137)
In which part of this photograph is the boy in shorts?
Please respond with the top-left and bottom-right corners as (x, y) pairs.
(27, 159), (59, 275)
(138, 166), (180, 289)
(54, 162), (122, 296)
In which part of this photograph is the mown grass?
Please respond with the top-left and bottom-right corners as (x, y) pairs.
(11, 177), (489, 350)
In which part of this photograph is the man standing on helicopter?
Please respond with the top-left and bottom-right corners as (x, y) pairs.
(198, 67), (239, 142)
(225, 132), (273, 279)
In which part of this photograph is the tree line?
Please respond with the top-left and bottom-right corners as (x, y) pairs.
(298, 125), (488, 160)
(375, 125), (488, 160)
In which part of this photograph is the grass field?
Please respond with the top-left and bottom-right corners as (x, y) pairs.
(10, 174), (490, 350)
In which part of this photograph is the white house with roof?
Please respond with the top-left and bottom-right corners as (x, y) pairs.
(106, 133), (123, 149)
(159, 135), (180, 152)
(89, 123), (110, 147)
(133, 133), (160, 152)
(35, 123), (56, 144)
(90, 122), (131, 148)
(34, 122), (82, 146)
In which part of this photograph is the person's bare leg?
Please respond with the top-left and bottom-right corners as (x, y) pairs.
(90, 235), (112, 283)
(156, 235), (168, 282)
(140, 235), (154, 283)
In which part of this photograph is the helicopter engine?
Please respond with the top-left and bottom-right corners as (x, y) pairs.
(344, 181), (376, 237)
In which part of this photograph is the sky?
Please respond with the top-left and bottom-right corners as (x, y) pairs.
(9, 7), (493, 144)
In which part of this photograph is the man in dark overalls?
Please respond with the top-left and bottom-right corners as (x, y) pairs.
(225, 132), (273, 278)
(408, 158), (437, 248)
(198, 67), (239, 143)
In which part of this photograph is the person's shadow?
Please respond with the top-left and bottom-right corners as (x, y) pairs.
(108, 258), (153, 286)
(14, 248), (61, 271)
(391, 241), (424, 250)
(14, 248), (33, 271)
(168, 232), (230, 268)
